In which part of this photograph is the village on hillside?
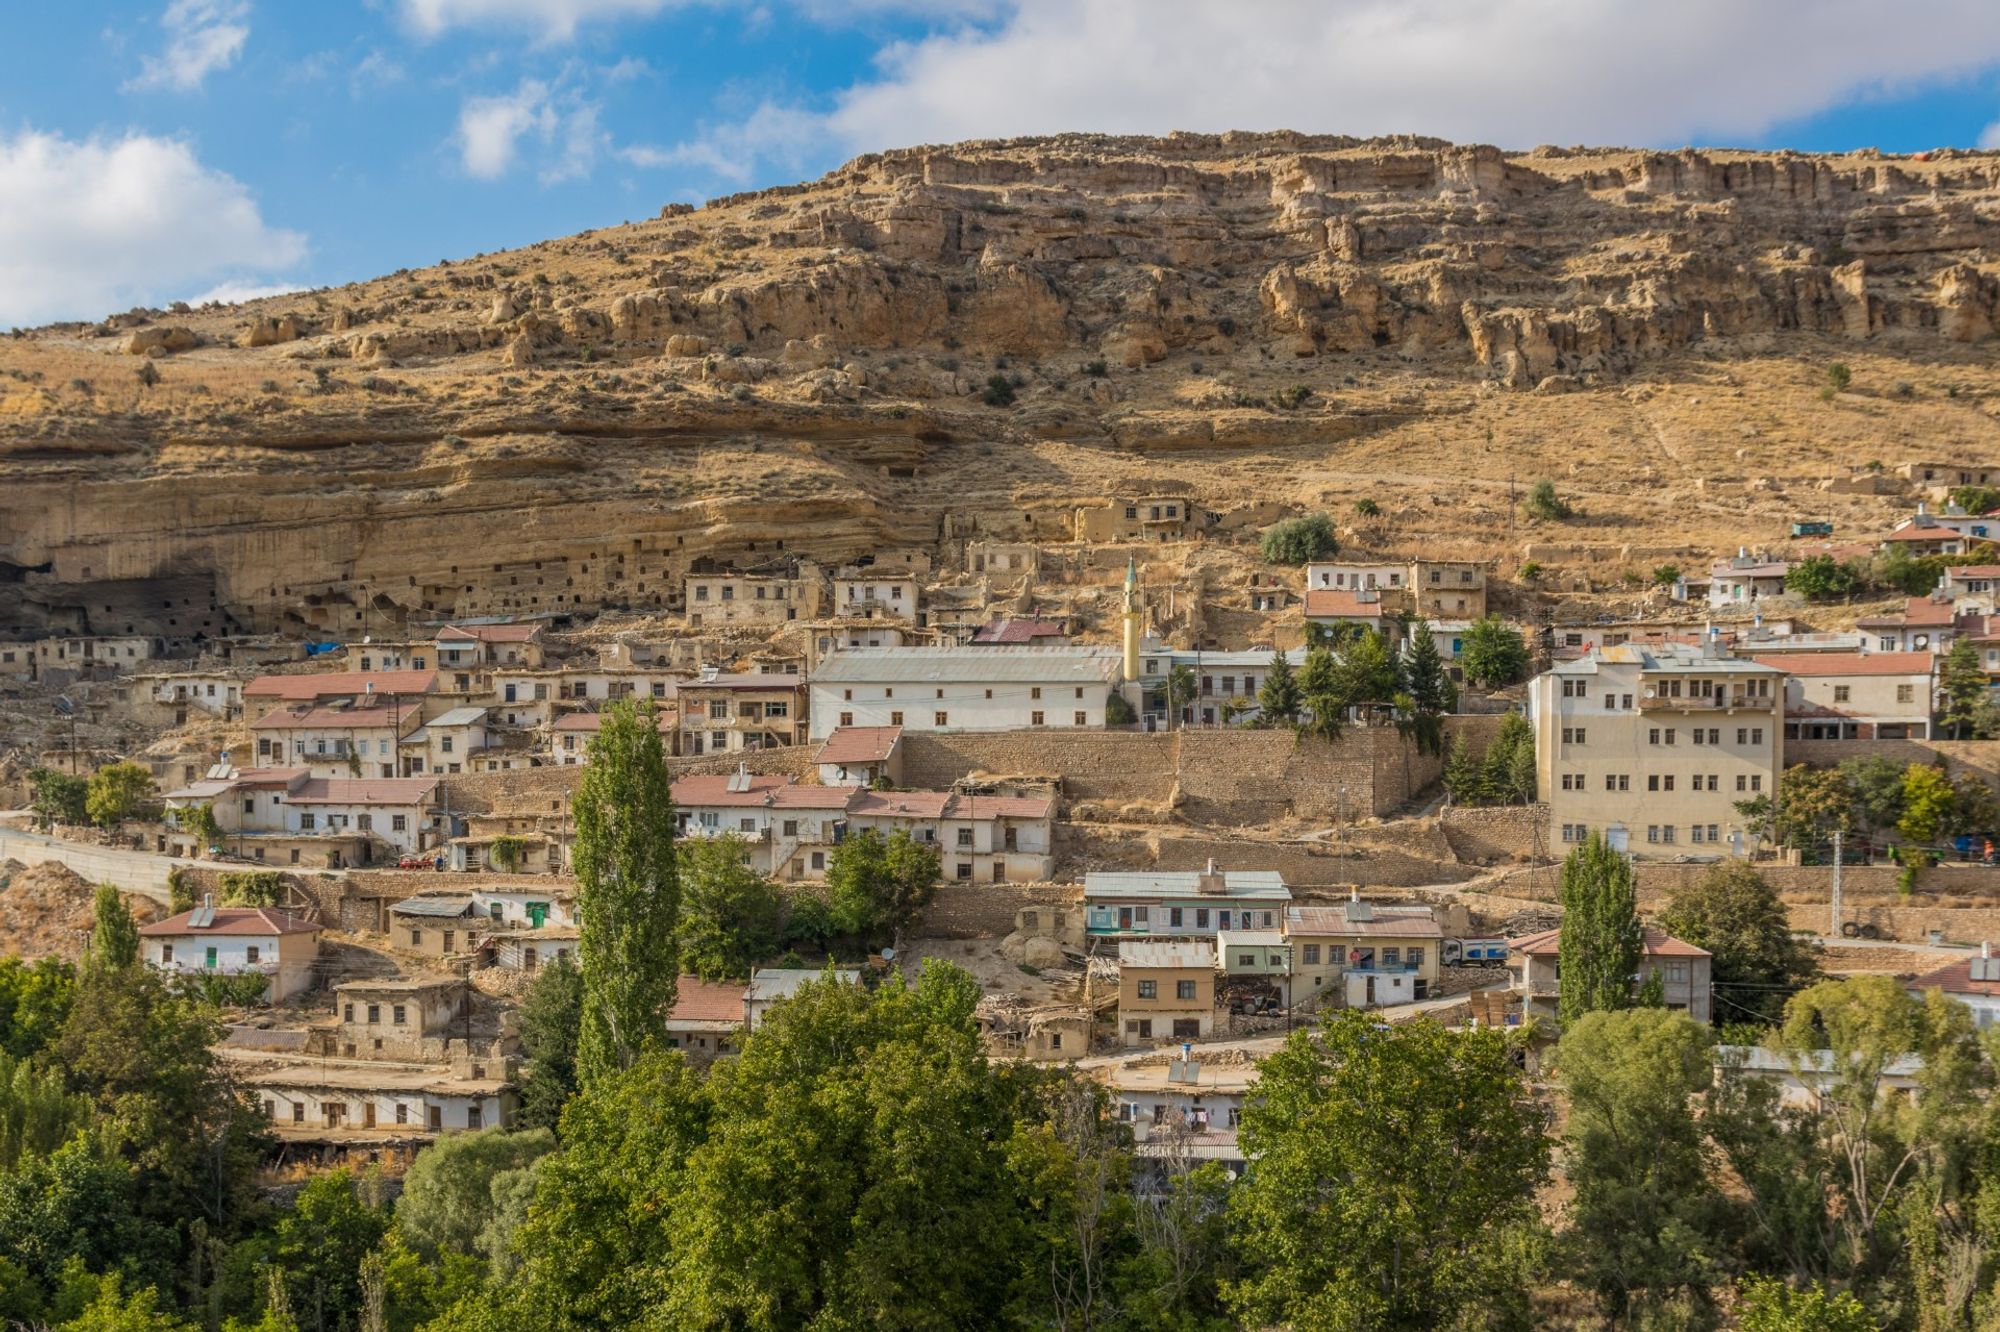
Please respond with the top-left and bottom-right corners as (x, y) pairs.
(5, 461), (2000, 1180)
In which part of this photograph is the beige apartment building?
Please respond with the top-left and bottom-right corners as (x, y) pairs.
(1529, 643), (1784, 859)
(1409, 560), (1488, 619)
(1746, 651), (1934, 741)
(1116, 939), (1216, 1045)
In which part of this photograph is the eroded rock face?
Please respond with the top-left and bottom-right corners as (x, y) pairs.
(11, 131), (2000, 635)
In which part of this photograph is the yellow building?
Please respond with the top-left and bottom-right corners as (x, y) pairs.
(1117, 939), (1216, 1045)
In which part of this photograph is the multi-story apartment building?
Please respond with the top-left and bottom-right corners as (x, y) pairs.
(1747, 652), (1934, 741)
(1529, 643), (1784, 858)
(1409, 560), (1487, 619)
(683, 572), (821, 627)
(808, 647), (1122, 740)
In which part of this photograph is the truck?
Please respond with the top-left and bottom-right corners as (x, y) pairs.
(1443, 938), (1508, 966)
(1790, 520), (1834, 537)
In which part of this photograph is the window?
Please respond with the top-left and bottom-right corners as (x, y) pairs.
(393, 1004), (406, 1024)
(1647, 825), (1660, 844)
(955, 862), (972, 880)
(1736, 774), (1748, 792)
(890, 710), (904, 726)
(392, 814), (407, 832)
(1303, 944), (1321, 964)
(1736, 728), (1748, 744)
(293, 1103), (305, 1123)
(1176, 980), (1197, 1001)
(440, 736), (454, 753)
(1750, 775), (1762, 792)
(357, 814), (373, 832)
(783, 820), (798, 837)
(1169, 907), (1183, 927)
(934, 711), (949, 726)
(1665, 728), (1676, 745)
(1137, 980), (1157, 999)
(1031, 711), (1044, 726)
(396, 1103), (409, 1125)
(1833, 685), (1851, 703)
(1751, 728), (1763, 745)
(1648, 775), (1660, 791)
(1074, 711), (1087, 726)
(1664, 776), (1675, 791)
(1031, 687), (1042, 700)
(1649, 728), (1660, 744)
(1897, 683), (1916, 704)
(1382, 947), (1400, 965)
(839, 712), (854, 727)
(1692, 729), (1705, 745)
(1661, 825), (1677, 843)
(367, 1004), (381, 1023)
(161, 943), (174, 964)
(956, 828), (973, 847)
(1665, 961), (1690, 982)
(1195, 909), (1209, 928)
(1407, 947), (1424, 969)
(246, 946), (260, 964)
(299, 812), (316, 831)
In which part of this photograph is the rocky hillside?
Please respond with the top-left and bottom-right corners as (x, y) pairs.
(4, 132), (2000, 637)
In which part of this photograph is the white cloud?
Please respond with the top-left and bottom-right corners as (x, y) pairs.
(399, 0), (695, 42)
(126, 0), (251, 93)
(456, 78), (605, 180)
(190, 279), (307, 305)
(647, 0), (2000, 183)
(1981, 119), (2000, 149)
(623, 102), (824, 183)
(351, 50), (408, 95)
(0, 129), (306, 327)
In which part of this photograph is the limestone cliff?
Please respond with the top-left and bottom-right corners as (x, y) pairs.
(4, 132), (2000, 636)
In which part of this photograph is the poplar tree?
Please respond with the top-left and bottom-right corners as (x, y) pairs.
(572, 700), (680, 1085)
(88, 885), (140, 972)
(1258, 651), (1301, 726)
(1556, 831), (1642, 1025)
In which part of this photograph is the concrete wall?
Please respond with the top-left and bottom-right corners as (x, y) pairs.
(0, 828), (181, 903)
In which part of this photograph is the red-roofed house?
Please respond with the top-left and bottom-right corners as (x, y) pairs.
(1855, 597), (1957, 654)
(1877, 523), (1971, 557)
(244, 670), (437, 705)
(163, 768), (440, 866)
(1510, 927), (1711, 1024)
(548, 707), (680, 765)
(1909, 946), (2000, 1029)
(252, 702), (426, 779)
(845, 789), (1056, 883)
(814, 725), (904, 786)
(677, 671), (805, 756)
(140, 905), (323, 1001)
(1943, 566), (2000, 602)
(1748, 652), (1934, 740)
(664, 977), (747, 1057)
(672, 770), (858, 879)
(1302, 587), (1388, 635)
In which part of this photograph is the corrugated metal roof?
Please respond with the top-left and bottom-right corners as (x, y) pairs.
(389, 895), (473, 918)
(429, 706), (488, 728)
(1117, 939), (1216, 968)
(811, 646), (1121, 685)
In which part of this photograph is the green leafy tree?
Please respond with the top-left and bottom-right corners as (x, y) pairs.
(1873, 547), (1950, 596)
(1652, 563), (1682, 587)
(1556, 831), (1643, 1025)
(1951, 774), (1999, 837)
(1401, 620), (1456, 716)
(0, 955), (76, 1058)
(487, 836), (528, 873)
(1950, 484), (2000, 515)
(1838, 755), (1907, 836)
(88, 886), (140, 973)
(1657, 861), (1817, 1025)
(1335, 628), (1400, 705)
(1295, 646), (1342, 740)
(571, 701), (680, 1085)
(84, 762), (156, 830)
(27, 767), (89, 827)
(1228, 1012), (1549, 1330)
(515, 954), (582, 1133)
(0, 1050), (91, 1170)
(1555, 1008), (1731, 1319)
(1785, 554), (1864, 602)
(271, 1169), (389, 1332)
(1460, 616), (1529, 688)
(676, 836), (785, 981)
(1256, 651), (1301, 728)
(1736, 1275), (1873, 1332)
(824, 827), (940, 949)
(1166, 664), (1198, 724)
(1745, 764), (1854, 852)
(393, 1128), (555, 1269)
(1939, 637), (1987, 739)
(58, 1275), (195, 1332)
(1353, 497), (1381, 517)
(1899, 763), (1956, 844)
(1524, 479), (1572, 520)
(176, 803), (223, 848)
(1258, 514), (1338, 564)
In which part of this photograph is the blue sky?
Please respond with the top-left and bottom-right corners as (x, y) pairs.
(5, 0), (2000, 327)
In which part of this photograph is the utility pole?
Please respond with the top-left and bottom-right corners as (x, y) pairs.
(1829, 828), (1843, 940)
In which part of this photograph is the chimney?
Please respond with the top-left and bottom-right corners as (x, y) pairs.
(1196, 858), (1225, 896)
(1984, 941), (1992, 960)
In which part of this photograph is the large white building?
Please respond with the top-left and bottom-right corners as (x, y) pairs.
(807, 646), (1123, 740)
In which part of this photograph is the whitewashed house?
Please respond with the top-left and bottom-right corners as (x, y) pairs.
(808, 646), (1122, 740)
(139, 904), (323, 1001)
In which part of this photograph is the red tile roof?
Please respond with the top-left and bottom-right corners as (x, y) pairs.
(1513, 927), (1709, 958)
(1748, 652), (1934, 677)
(1854, 598), (1955, 629)
(669, 976), (748, 1024)
(139, 907), (320, 937)
(250, 704), (408, 730)
(1948, 566), (2000, 579)
(1910, 957), (2000, 997)
(814, 725), (903, 765)
(1881, 527), (1966, 544)
(245, 670), (436, 700)
(1303, 588), (1383, 619)
(971, 617), (1069, 644)
(671, 774), (857, 809)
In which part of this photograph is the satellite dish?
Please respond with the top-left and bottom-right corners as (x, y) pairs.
(53, 695), (74, 717)
(879, 947), (895, 962)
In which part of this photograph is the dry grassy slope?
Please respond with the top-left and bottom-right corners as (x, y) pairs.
(2, 131), (2000, 637)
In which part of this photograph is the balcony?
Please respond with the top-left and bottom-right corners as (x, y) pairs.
(1637, 691), (1759, 713)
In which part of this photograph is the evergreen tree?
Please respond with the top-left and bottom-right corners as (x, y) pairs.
(516, 954), (583, 1132)
(1337, 629), (1400, 704)
(1939, 638), (1987, 739)
(1403, 620), (1456, 715)
(1441, 733), (1483, 805)
(571, 700), (680, 1086)
(1478, 712), (1536, 804)
(1296, 646), (1343, 740)
(1556, 831), (1643, 1025)
(1257, 651), (1301, 727)
(88, 886), (139, 973)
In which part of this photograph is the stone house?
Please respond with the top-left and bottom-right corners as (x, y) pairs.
(1510, 927), (1712, 1024)
(328, 977), (468, 1060)
(139, 905), (322, 1002)
(251, 702), (426, 780)
(665, 977), (747, 1058)
(843, 789), (1056, 883)
(389, 895), (480, 958)
(1117, 939), (1217, 1045)
(435, 622), (545, 671)
(677, 671), (806, 755)
(1748, 651), (1934, 741)
(671, 771), (856, 879)
(684, 572), (821, 627)
(549, 706), (680, 765)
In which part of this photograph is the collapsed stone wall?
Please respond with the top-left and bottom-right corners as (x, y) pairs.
(1439, 804), (1546, 864)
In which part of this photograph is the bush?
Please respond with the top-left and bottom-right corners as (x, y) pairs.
(1105, 692), (1136, 726)
(1354, 498), (1381, 517)
(1274, 383), (1311, 409)
(981, 374), (1016, 407)
(1951, 484), (2000, 515)
(134, 360), (160, 388)
(1518, 561), (1544, 582)
(1827, 362), (1851, 392)
(1259, 513), (1338, 565)
(1083, 358), (1108, 378)
(1523, 479), (1571, 521)
(1652, 563), (1681, 587)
